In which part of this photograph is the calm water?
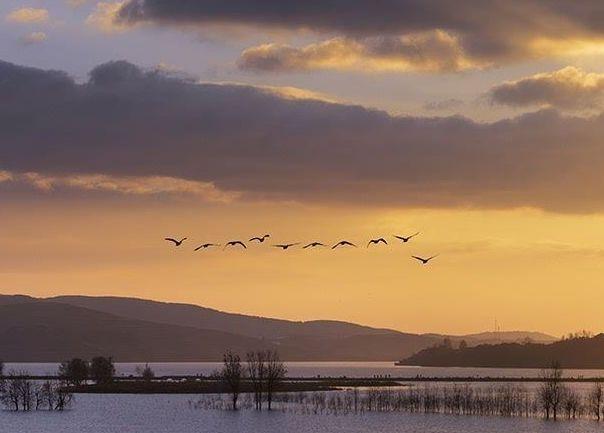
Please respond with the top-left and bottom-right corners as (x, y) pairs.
(7, 361), (604, 378)
(3, 363), (604, 432)
(1, 393), (603, 433)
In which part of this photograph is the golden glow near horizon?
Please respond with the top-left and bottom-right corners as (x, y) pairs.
(5, 0), (604, 340)
(2, 198), (603, 337)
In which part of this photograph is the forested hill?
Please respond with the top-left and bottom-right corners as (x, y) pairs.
(400, 334), (604, 369)
(0, 294), (557, 362)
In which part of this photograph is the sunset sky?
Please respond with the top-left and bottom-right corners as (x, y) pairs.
(3, 1), (604, 336)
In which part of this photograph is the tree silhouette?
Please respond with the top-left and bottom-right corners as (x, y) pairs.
(221, 350), (243, 410)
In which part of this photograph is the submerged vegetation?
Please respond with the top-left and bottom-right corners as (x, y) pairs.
(194, 364), (604, 422)
(193, 382), (604, 421)
(0, 372), (73, 411)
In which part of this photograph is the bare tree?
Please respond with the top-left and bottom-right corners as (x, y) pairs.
(0, 371), (32, 411)
(564, 388), (581, 419)
(221, 350), (243, 410)
(54, 381), (73, 411)
(1, 372), (22, 411)
(0, 373), (73, 412)
(265, 350), (286, 411)
(246, 351), (266, 410)
(136, 364), (155, 382)
(589, 383), (603, 420)
(539, 362), (565, 420)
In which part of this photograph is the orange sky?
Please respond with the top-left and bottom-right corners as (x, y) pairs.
(5, 1), (604, 338)
(2, 198), (603, 337)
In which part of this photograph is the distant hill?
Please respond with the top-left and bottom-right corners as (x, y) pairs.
(0, 301), (265, 362)
(0, 294), (558, 362)
(400, 335), (604, 369)
(48, 295), (394, 339)
(48, 295), (555, 344)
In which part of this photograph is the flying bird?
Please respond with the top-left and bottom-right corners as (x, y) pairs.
(194, 243), (220, 251)
(394, 232), (420, 243)
(249, 234), (270, 243)
(332, 241), (357, 249)
(224, 241), (247, 250)
(412, 255), (438, 264)
(165, 237), (187, 246)
(273, 243), (299, 250)
(303, 242), (326, 249)
(367, 238), (388, 247)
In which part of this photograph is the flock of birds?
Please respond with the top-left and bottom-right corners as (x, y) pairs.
(164, 232), (438, 265)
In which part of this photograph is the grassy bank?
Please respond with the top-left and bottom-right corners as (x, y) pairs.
(69, 378), (400, 394)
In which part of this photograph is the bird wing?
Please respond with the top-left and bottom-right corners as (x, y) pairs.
(379, 238), (387, 244)
(393, 235), (404, 241)
(236, 241), (247, 248)
(165, 238), (178, 244)
(194, 245), (202, 251)
(412, 256), (425, 262)
(249, 237), (261, 242)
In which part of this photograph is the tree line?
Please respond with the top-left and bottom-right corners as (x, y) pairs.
(220, 349), (286, 411)
(0, 355), (119, 412)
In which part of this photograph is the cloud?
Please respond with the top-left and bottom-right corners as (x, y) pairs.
(86, 2), (129, 33)
(115, 0), (604, 71)
(66, 0), (88, 7)
(4, 59), (604, 212)
(1, 171), (238, 203)
(0, 171), (13, 183)
(20, 32), (47, 46)
(489, 67), (604, 111)
(206, 80), (337, 103)
(239, 32), (479, 73)
(423, 98), (464, 112)
(6, 7), (49, 24)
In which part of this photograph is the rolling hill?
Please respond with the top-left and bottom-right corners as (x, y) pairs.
(0, 301), (265, 362)
(0, 294), (557, 362)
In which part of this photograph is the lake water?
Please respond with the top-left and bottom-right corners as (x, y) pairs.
(2, 393), (604, 433)
(7, 361), (604, 378)
(3, 363), (604, 432)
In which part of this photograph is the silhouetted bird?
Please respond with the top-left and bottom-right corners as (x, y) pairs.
(249, 234), (270, 243)
(273, 243), (299, 250)
(394, 233), (419, 243)
(303, 242), (326, 249)
(165, 237), (187, 246)
(412, 255), (438, 264)
(224, 241), (247, 250)
(332, 241), (357, 249)
(367, 238), (388, 247)
(194, 243), (220, 251)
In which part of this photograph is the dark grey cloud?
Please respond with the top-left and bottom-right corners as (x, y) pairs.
(2, 59), (604, 212)
(489, 67), (604, 110)
(117, 0), (604, 67)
